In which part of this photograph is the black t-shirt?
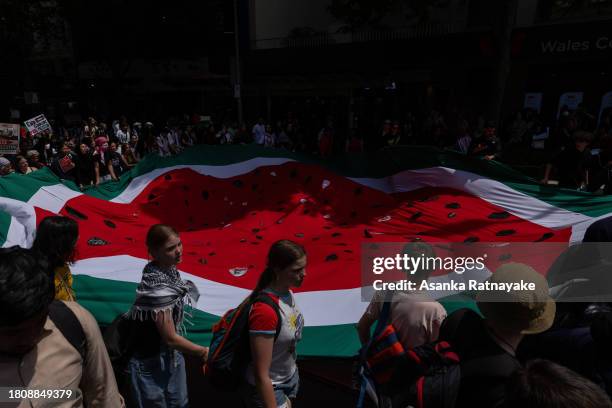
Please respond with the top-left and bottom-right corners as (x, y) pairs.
(551, 147), (590, 189)
(130, 319), (163, 358)
(439, 309), (521, 408)
(95, 152), (110, 177)
(74, 153), (96, 186)
(50, 153), (76, 181)
(105, 151), (124, 177)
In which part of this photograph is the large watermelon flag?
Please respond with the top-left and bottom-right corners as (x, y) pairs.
(1, 145), (612, 357)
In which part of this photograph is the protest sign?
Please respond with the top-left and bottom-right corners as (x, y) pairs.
(24, 114), (52, 137)
(0, 123), (21, 155)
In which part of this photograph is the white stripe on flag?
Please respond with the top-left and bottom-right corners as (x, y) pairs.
(71, 255), (368, 327)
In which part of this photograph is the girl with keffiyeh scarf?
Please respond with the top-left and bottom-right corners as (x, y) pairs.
(126, 224), (208, 408)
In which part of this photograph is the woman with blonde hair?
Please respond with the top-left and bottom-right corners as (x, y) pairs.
(126, 224), (208, 408)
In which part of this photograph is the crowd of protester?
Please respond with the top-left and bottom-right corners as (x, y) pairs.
(2, 103), (612, 193)
(3, 212), (612, 407)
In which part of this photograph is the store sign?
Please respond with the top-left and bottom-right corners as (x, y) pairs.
(515, 22), (612, 58)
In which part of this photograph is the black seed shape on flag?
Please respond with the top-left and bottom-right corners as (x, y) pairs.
(209, 252), (216, 256)
(354, 187), (363, 196)
(448, 212), (457, 218)
(65, 206), (88, 220)
(326, 254), (338, 262)
(202, 191), (209, 200)
(496, 229), (516, 237)
(295, 233), (304, 238)
(344, 250), (353, 253)
(312, 237), (320, 241)
(240, 238), (247, 243)
(464, 236), (479, 243)
(252, 228), (260, 233)
(256, 235), (263, 240)
(534, 232), (555, 242)
(103, 220), (116, 229)
(323, 226), (332, 230)
(410, 212), (423, 221)
(332, 232), (342, 237)
(419, 195), (439, 202)
(251, 242), (260, 245)
(290, 169), (298, 178)
(164, 174), (172, 180)
(364, 229), (373, 238)
(335, 243), (347, 246)
(304, 175), (312, 184)
(126, 237), (134, 242)
(148, 194), (157, 201)
(87, 237), (108, 246)
(233, 180), (244, 188)
(488, 211), (510, 219)
(445, 202), (461, 209)
(499, 254), (512, 261)
(199, 258), (207, 265)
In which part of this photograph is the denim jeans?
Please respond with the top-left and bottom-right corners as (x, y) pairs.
(241, 369), (300, 408)
(128, 347), (188, 408)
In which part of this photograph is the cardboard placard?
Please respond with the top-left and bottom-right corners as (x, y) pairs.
(24, 114), (52, 137)
(0, 123), (21, 155)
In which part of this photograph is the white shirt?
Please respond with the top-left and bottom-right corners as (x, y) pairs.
(252, 124), (266, 145)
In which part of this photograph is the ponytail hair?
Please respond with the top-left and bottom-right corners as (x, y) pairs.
(251, 239), (305, 298)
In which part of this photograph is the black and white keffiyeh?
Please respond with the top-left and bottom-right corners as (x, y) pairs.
(127, 262), (200, 334)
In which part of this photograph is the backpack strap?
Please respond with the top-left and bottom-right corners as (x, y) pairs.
(372, 291), (394, 339)
(48, 301), (87, 362)
(252, 294), (283, 341)
(357, 291), (395, 408)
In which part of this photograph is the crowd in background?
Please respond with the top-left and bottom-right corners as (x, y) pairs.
(1, 104), (612, 193)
